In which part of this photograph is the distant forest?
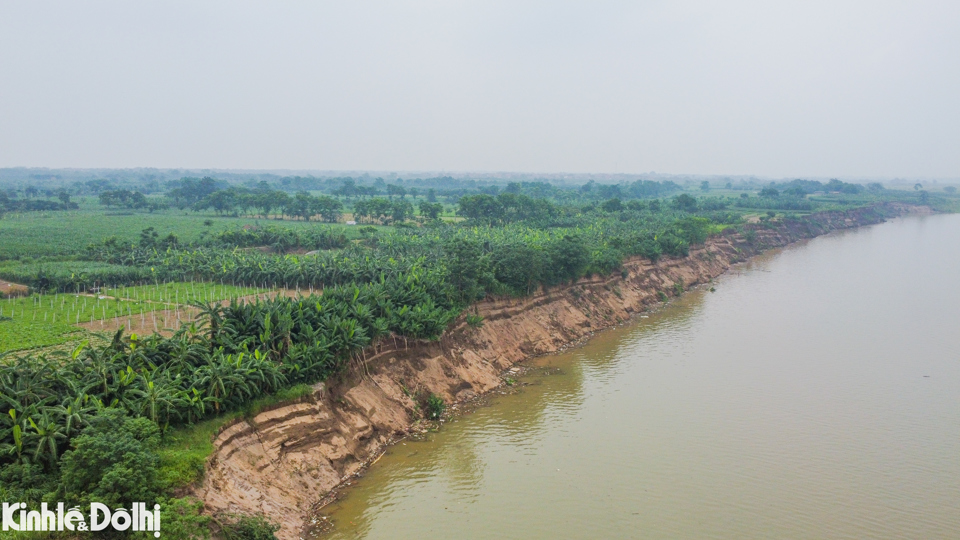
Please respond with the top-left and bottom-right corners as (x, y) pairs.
(2, 168), (940, 218)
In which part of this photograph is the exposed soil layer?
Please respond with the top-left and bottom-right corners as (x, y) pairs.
(0, 279), (29, 298)
(193, 204), (925, 539)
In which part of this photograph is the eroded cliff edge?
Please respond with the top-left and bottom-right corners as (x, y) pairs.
(193, 203), (925, 539)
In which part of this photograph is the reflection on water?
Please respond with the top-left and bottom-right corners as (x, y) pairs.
(314, 214), (960, 540)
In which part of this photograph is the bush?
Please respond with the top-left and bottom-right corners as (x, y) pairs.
(0, 462), (58, 502)
(138, 497), (211, 540)
(219, 514), (281, 540)
(60, 409), (162, 506)
(466, 313), (485, 328)
(424, 393), (446, 420)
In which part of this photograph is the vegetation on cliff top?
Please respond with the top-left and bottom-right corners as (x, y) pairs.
(0, 174), (952, 538)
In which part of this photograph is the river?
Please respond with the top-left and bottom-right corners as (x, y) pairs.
(314, 214), (960, 539)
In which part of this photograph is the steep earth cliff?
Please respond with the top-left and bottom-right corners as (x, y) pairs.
(193, 203), (923, 539)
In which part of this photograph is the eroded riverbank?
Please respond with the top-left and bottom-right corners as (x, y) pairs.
(314, 210), (960, 540)
(193, 203), (928, 539)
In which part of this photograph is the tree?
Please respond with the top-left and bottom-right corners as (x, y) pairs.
(675, 217), (712, 245)
(254, 192), (276, 218)
(600, 198), (623, 212)
(550, 235), (590, 283)
(426, 188), (437, 202)
(825, 179), (863, 194)
(457, 194), (502, 224)
(700, 181), (710, 191)
(28, 413), (66, 468)
(60, 409), (162, 506)
(391, 199), (414, 223)
(335, 179), (358, 199)
(272, 191), (291, 219)
(597, 184), (623, 199)
(419, 201), (443, 221)
(99, 189), (148, 209)
(386, 184), (407, 199)
(444, 238), (494, 303)
(290, 191), (314, 221)
(492, 242), (543, 294)
(759, 187), (780, 198)
(311, 196), (343, 223)
(354, 197), (395, 224)
(672, 193), (699, 212)
(169, 177), (218, 209)
(138, 375), (185, 427)
(197, 190), (238, 215)
(944, 186), (957, 194)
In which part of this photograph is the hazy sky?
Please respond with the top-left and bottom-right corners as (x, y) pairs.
(1, 1), (958, 178)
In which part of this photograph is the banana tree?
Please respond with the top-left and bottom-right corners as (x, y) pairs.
(28, 413), (66, 469)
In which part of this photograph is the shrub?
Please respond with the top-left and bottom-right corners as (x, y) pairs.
(466, 313), (485, 328)
(60, 409), (162, 506)
(673, 278), (684, 296)
(219, 514), (281, 540)
(144, 497), (211, 540)
(424, 393), (446, 420)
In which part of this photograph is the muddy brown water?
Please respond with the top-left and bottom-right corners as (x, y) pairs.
(313, 214), (960, 539)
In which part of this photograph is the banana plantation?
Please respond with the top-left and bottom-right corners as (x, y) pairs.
(0, 194), (776, 516)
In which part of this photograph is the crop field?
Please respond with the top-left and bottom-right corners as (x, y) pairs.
(0, 260), (147, 292)
(0, 292), (157, 351)
(100, 281), (267, 304)
(0, 282), (268, 352)
(0, 205), (367, 260)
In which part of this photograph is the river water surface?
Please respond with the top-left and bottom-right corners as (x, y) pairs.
(316, 214), (960, 539)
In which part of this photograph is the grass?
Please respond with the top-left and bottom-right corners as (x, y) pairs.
(158, 416), (230, 491)
(157, 384), (315, 491)
(241, 383), (315, 418)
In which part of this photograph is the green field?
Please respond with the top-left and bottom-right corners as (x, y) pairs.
(0, 202), (369, 260)
(0, 293), (153, 351)
(0, 282), (267, 352)
(101, 281), (267, 304)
